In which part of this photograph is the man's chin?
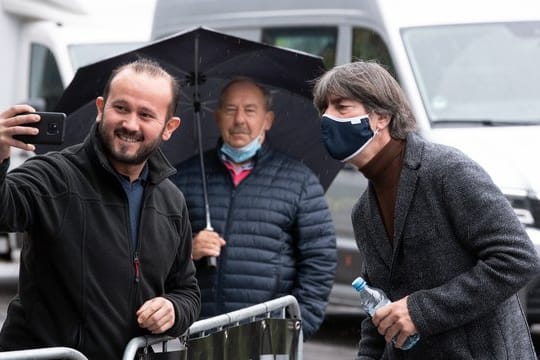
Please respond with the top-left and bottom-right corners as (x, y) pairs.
(104, 134), (161, 165)
(112, 156), (141, 165)
(228, 139), (250, 148)
(116, 142), (140, 154)
(111, 147), (146, 165)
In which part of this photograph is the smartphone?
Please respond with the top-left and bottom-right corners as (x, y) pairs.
(13, 112), (66, 145)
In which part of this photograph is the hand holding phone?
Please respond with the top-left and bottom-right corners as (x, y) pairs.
(13, 112), (66, 145)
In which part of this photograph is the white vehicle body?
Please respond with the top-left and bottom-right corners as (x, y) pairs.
(0, 0), (154, 111)
(152, 0), (540, 320)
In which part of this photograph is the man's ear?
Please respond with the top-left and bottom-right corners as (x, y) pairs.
(95, 97), (105, 122)
(162, 116), (181, 141)
(264, 111), (275, 131)
(375, 112), (391, 129)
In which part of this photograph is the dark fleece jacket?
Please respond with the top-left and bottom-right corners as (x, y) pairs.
(0, 127), (200, 359)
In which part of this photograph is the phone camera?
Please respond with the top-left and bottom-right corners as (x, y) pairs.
(47, 123), (59, 135)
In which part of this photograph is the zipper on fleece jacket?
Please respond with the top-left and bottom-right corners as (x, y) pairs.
(133, 252), (141, 283)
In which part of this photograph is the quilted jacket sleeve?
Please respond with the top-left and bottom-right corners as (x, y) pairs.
(292, 171), (337, 339)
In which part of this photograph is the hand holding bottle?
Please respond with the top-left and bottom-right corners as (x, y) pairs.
(372, 296), (419, 349)
(352, 277), (419, 350)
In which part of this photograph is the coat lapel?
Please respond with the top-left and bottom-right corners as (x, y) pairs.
(365, 184), (394, 270)
(393, 134), (424, 256)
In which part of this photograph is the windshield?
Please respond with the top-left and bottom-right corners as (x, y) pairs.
(262, 27), (337, 69)
(402, 22), (540, 125)
(69, 42), (146, 70)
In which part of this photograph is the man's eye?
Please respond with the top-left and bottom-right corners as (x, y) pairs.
(338, 105), (352, 112)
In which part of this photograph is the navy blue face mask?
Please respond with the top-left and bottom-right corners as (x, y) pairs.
(321, 113), (375, 162)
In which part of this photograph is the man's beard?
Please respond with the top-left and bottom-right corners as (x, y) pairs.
(98, 121), (165, 165)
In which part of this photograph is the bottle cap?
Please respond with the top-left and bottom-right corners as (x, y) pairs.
(351, 277), (366, 291)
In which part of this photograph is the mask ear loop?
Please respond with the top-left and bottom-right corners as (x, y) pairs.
(255, 120), (267, 144)
(367, 111), (381, 137)
(374, 110), (392, 135)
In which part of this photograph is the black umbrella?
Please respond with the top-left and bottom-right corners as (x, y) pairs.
(39, 26), (342, 231)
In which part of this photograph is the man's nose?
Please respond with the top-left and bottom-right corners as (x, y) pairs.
(122, 112), (139, 129)
(233, 111), (246, 124)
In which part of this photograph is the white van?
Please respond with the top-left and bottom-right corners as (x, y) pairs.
(152, 0), (540, 320)
(0, 0), (154, 111)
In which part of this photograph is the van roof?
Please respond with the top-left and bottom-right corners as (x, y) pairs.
(5, 0), (155, 30)
(153, 0), (540, 39)
(5, 0), (154, 44)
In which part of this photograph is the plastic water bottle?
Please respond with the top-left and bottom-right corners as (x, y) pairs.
(352, 277), (420, 350)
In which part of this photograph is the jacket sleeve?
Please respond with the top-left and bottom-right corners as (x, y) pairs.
(163, 197), (201, 337)
(0, 155), (68, 232)
(407, 155), (540, 337)
(355, 316), (386, 359)
(292, 171), (337, 339)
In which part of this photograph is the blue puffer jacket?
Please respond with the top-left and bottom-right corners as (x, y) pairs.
(171, 142), (337, 339)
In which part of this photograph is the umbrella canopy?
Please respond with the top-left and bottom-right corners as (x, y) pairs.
(40, 26), (342, 190)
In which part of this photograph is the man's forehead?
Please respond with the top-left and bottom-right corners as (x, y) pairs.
(222, 92), (264, 105)
(328, 94), (348, 103)
(224, 81), (264, 97)
(222, 100), (259, 107)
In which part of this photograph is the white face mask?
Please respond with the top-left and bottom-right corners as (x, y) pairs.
(220, 124), (266, 163)
(220, 134), (262, 163)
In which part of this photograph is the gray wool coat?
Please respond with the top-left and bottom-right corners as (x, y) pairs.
(353, 133), (540, 360)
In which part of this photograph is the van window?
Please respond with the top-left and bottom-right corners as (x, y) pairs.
(402, 22), (540, 124)
(352, 28), (396, 77)
(29, 44), (63, 111)
(69, 42), (146, 70)
(262, 27), (337, 68)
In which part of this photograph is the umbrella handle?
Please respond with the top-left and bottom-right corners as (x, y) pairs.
(206, 256), (217, 268)
(205, 225), (218, 268)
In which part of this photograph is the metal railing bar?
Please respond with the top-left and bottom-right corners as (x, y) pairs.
(0, 347), (88, 360)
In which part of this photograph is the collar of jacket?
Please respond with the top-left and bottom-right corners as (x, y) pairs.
(83, 122), (177, 185)
(403, 132), (424, 171)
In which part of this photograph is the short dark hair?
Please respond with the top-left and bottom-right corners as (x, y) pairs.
(313, 60), (416, 139)
(102, 58), (180, 118)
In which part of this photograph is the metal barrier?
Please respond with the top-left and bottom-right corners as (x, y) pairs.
(123, 294), (303, 359)
(0, 347), (88, 360)
(0, 295), (302, 359)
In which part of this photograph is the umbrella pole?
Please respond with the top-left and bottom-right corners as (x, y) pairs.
(195, 111), (214, 233)
(194, 32), (217, 268)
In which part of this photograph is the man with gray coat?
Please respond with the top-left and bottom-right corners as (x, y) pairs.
(313, 60), (540, 359)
